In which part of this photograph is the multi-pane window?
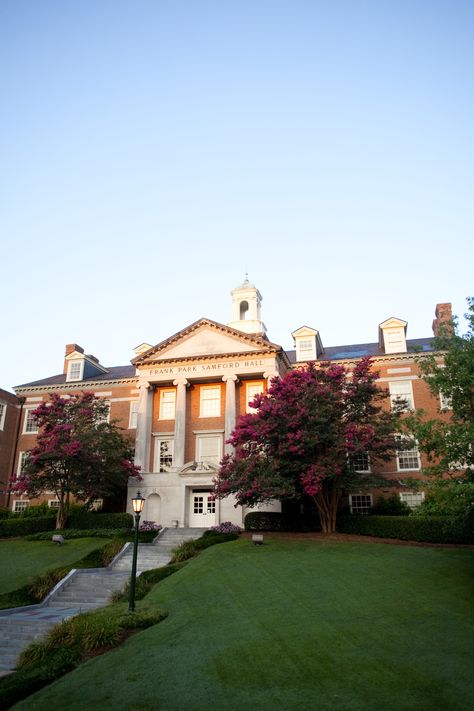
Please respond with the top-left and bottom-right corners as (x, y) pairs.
(396, 438), (421, 471)
(389, 381), (414, 411)
(298, 339), (315, 361)
(155, 438), (174, 472)
(385, 330), (404, 353)
(399, 491), (424, 509)
(349, 452), (371, 473)
(17, 451), (30, 477)
(439, 392), (452, 410)
(96, 400), (110, 423)
(129, 401), (139, 428)
(159, 390), (176, 420)
(193, 493), (215, 515)
(23, 408), (39, 434)
(67, 360), (82, 381)
(48, 500), (61, 509)
(349, 494), (372, 515)
(200, 386), (221, 417)
(246, 383), (264, 413)
(0, 402), (6, 430)
(13, 501), (29, 513)
(196, 434), (222, 465)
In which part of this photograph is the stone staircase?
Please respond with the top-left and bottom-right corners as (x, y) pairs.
(0, 527), (207, 675)
(112, 528), (207, 573)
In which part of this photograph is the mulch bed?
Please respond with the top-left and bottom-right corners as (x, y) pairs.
(241, 531), (474, 549)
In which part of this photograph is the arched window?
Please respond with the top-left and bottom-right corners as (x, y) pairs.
(239, 300), (249, 320)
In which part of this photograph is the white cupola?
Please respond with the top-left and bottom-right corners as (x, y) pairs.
(227, 276), (267, 335)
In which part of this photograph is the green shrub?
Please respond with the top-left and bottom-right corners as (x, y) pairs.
(0, 506), (11, 520)
(14, 504), (56, 519)
(338, 515), (474, 543)
(0, 516), (56, 538)
(66, 511), (133, 530)
(26, 528), (129, 541)
(370, 494), (411, 516)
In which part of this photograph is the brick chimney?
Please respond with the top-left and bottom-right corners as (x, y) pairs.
(432, 303), (454, 337)
(63, 344), (84, 373)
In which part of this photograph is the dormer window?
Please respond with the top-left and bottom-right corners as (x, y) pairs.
(298, 339), (315, 361)
(67, 360), (83, 382)
(291, 326), (322, 362)
(379, 318), (408, 354)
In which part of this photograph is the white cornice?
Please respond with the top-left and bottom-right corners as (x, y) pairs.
(14, 377), (139, 395)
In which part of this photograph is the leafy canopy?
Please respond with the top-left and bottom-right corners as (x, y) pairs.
(214, 358), (400, 533)
(10, 392), (140, 528)
(404, 297), (474, 478)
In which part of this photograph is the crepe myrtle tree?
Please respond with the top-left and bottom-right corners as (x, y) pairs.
(9, 392), (140, 528)
(214, 358), (402, 534)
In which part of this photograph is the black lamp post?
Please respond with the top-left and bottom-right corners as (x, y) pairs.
(128, 491), (145, 612)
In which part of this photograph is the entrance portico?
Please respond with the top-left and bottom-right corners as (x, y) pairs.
(127, 285), (290, 528)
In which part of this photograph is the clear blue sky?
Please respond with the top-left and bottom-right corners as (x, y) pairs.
(1, 0), (473, 390)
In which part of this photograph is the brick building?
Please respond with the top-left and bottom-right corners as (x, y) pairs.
(11, 279), (452, 525)
(0, 388), (23, 508)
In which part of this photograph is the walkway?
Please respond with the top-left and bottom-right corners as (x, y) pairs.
(0, 527), (206, 675)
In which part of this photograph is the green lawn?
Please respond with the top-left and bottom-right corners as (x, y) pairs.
(0, 538), (111, 594)
(15, 538), (474, 711)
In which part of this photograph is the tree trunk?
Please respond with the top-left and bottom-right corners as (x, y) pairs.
(313, 484), (341, 534)
(56, 495), (68, 529)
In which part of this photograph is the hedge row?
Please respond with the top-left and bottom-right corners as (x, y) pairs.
(338, 515), (474, 544)
(66, 512), (133, 530)
(0, 513), (134, 538)
(0, 516), (56, 538)
(244, 511), (321, 532)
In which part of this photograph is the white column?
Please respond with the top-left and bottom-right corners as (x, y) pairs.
(264, 369), (279, 393)
(173, 378), (188, 468)
(223, 374), (238, 456)
(134, 382), (153, 473)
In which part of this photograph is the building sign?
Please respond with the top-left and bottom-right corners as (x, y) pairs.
(139, 358), (274, 381)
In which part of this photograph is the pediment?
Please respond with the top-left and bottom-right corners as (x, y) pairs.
(133, 318), (280, 365)
(379, 317), (407, 331)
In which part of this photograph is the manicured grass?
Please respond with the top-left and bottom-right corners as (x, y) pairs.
(15, 538), (474, 711)
(0, 538), (112, 594)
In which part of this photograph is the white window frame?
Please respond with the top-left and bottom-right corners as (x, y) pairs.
(129, 401), (139, 428)
(389, 381), (414, 411)
(0, 402), (6, 430)
(297, 338), (316, 361)
(246, 382), (264, 413)
(195, 433), (223, 465)
(159, 390), (176, 420)
(439, 392), (452, 410)
(13, 500), (29, 513)
(348, 451), (371, 473)
(23, 407), (39, 434)
(399, 491), (425, 509)
(154, 436), (174, 472)
(200, 386), (221, 418)
(67, 359), (84, 382)
(17, 451), (30, 477)
(349, 494), (373, 515)
(48, 499), (61, 509)
(396, 436), (421, 471)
